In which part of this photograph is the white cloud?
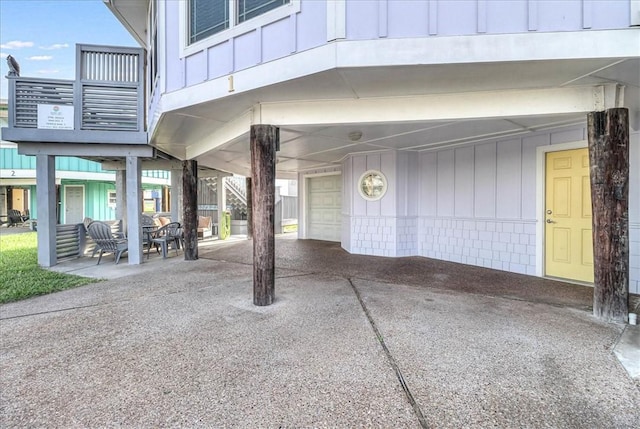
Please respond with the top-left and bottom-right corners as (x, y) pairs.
(0, 53), (7, 59)
(0, 40), (34, 49)
(37, 69), (60, 75)
(40, 43), (69, 50)
(28, 55), (53, 61)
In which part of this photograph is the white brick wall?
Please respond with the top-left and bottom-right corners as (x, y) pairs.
(419, 217), (537, 275)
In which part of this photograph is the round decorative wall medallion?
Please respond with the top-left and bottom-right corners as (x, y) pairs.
(358, 170), (387, 201)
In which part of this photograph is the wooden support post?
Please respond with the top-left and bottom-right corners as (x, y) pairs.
(587, 108), (629, 323)
(183, 160), (198, 261)
(251, 125), (278, 306)
(246, 177), (253, 240)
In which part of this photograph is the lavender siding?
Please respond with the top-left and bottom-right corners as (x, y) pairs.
(340, 127), (639, 292)
(158, 0), (632, 101)
(161, 0), (326, 96)
(208, 42), (233, 78)
(348, 0), (631, 39)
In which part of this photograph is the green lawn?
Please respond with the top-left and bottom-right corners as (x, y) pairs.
(0, 232), (100, 304)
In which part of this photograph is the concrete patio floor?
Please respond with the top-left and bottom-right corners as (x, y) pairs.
(1, 235), (639, 427)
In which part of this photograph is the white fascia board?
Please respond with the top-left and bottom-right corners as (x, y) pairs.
(161, 43), (337, 113)
(102, 0), (146, 47)
(336, 29), (640, 67)
(161, 29), (638, 117)
(185, 110), (253, 159)
(258, 86), (605, 126)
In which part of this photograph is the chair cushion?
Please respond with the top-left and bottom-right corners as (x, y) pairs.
(198, 216), (212, 229)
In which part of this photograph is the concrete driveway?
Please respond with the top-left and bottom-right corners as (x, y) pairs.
(1, 236), (639, 428)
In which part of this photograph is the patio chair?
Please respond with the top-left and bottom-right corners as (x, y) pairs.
(7, 210), (25, 227)
(149, 222), (183, 259)
(87, 221), (128, 265)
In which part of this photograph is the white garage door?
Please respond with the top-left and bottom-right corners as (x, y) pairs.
(307, 175), (341, 242)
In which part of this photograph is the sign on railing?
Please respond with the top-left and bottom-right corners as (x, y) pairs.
(37, 104), (74, 130)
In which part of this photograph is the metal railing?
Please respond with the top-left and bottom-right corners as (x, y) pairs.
(7, 44), (145, 134)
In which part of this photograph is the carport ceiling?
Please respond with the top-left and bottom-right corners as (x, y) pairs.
(202, 113), (587, 178)
(152, 58), (638, 178)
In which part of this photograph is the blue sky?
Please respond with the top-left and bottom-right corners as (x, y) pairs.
(0, 0), (138, 99)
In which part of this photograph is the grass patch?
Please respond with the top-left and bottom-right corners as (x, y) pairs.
(0, 232), (99, 304)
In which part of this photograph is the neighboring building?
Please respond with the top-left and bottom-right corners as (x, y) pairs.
(0, 99), (170, 224)
(2, 1), (639, 295)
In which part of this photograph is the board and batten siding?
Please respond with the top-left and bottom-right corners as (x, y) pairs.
(342, 151), (418, 257)
(346, 0), (633, 40)
(418, 126), (639, 294)
(337, 125), (639, 293)
(163, 0), (327, 93)
(162, 0), (634, 95)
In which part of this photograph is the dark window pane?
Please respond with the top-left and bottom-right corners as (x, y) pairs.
(238, 0), (290, 23)
(190, 0), (229, 44)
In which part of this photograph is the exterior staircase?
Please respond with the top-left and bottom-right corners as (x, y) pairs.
(198, 176), (247, 219)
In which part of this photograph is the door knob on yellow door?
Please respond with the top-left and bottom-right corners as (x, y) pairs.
(546, 219), (555, 223)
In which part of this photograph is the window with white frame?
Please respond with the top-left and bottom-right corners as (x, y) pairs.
(189, 0), (290, 44)
(107, 190), (117, 209)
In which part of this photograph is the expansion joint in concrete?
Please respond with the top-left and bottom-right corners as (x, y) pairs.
(347, 278), (429, 429)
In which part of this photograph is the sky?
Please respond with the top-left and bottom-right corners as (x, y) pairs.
(0, 0), (138, 100)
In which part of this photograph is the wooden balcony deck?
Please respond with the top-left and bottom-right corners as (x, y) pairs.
(2, 44), (147, 145)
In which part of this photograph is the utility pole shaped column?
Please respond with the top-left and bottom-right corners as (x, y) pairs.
(587, 108), (630, 323)
(251, 125), (278, 306)
(183, 160), (198, 260)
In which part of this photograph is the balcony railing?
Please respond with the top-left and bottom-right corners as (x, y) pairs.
(4, 44), (146, 145)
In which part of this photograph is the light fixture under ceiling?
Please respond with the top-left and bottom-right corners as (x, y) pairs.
(348, 131), (363, 142)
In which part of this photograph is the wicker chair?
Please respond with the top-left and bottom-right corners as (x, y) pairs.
(87, 221), (128, 265)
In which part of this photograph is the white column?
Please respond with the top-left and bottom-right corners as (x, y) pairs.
(125, 156), (143, 264)
(115, 169), (127, 227)
(36, 155), (56, 267)
(217, 174), (226, 238)
(170, 168), (183, 223)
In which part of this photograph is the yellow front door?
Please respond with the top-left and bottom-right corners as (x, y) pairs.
(545, 148), (594, 283)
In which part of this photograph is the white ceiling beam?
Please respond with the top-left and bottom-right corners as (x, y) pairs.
(185, 110), (252, 160)
(258, 86), (605, 126)
(336, 29), (640, 67)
